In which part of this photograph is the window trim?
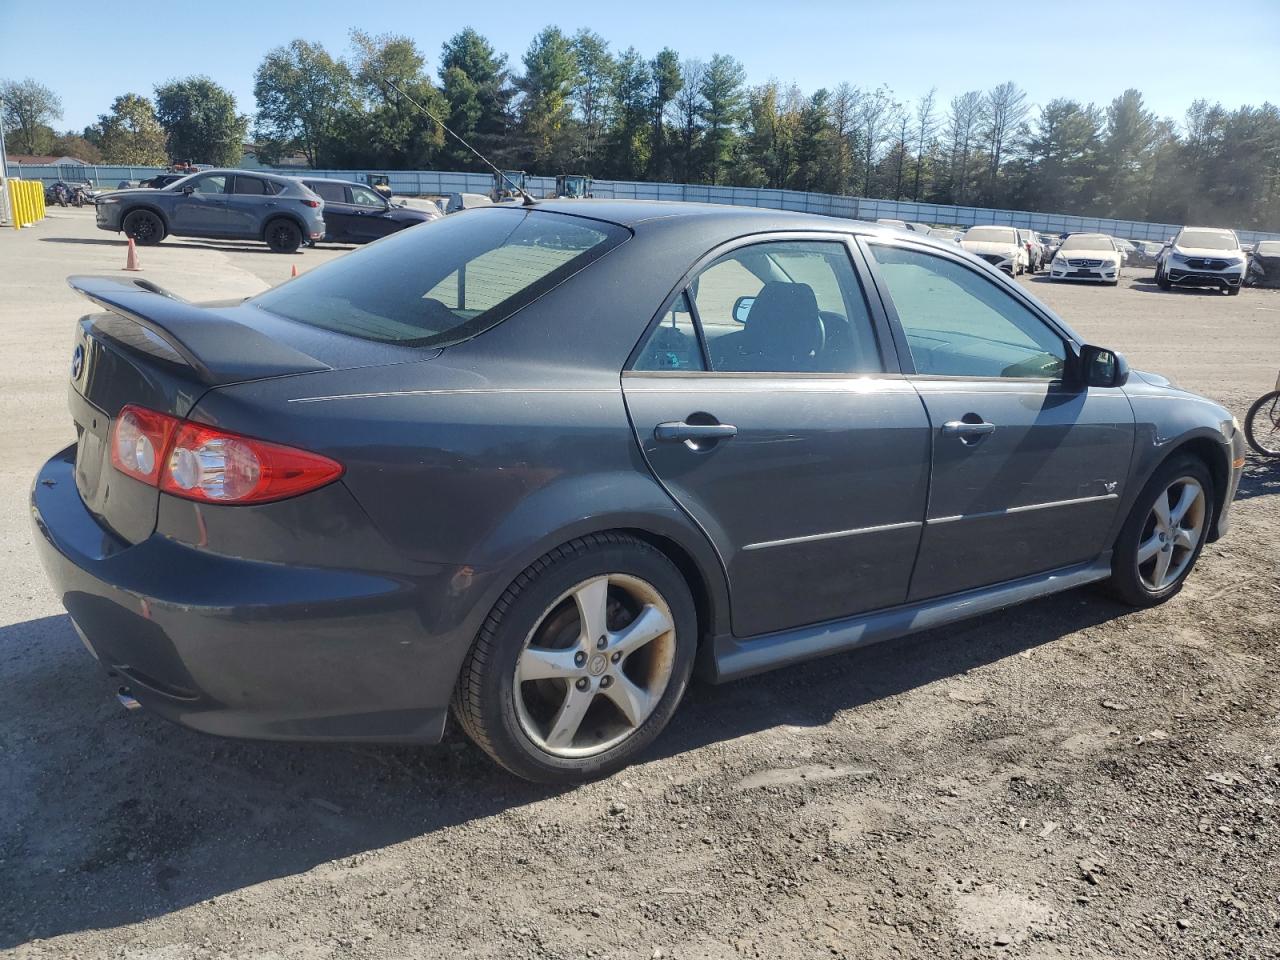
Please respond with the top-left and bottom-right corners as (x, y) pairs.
(857, 234), (1080, 382)
(624, 230), (900, 378)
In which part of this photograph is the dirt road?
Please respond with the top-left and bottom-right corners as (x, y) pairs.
(2, 210), (1278, 959)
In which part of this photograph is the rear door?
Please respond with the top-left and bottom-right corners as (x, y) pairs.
(622, 235), (932, 638)
(308, 181), (354, 241)
(167, 173), (228, 235)
(223, 174), (274, 238)
(861, 237), (1134, 601)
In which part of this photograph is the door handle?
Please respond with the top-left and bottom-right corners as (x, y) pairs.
(941, 420), (996, 438)
(654, 421), (738, 442)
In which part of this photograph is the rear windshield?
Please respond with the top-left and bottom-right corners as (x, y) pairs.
(252, 207), (628, 347)
(1061, 234), (1113, 251)
(965, 226), (1017, 243)
(1177, 230), (1238, 251)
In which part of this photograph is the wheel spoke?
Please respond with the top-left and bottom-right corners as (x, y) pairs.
(1150, 491), (1172, 533)
(517, 646), (581, 683)
(1151, 545), (1173, 587)
(545, 687), (594, 750)
(1173, 527), (1197, 551)
(1137, 533), (1163, 564)
(572, 577), (611, 649)
(602, 673), (653, 728)
(1168, 483), (1200, 527)
(611, 604), (673, 656)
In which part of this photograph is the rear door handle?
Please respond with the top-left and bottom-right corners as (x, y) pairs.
(941, 420), (996, 438)
(654, 421), (738, 442)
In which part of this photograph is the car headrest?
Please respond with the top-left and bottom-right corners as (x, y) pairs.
(743, 282), (824, 361)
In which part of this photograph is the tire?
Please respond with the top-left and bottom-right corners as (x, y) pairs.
(1244, 390), (1280, 456)
(1227, 284), (1241, 296)
(1106, 455), (1214, 607)
(122, 209), (165, 245)
(452, 533), (698, 783)
(265, 218), (302, 253)
(1156, 264), (1171, 290)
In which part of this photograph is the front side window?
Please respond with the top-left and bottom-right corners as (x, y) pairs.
(252, 208), (628, 347)
(689, 240), (882, 374)
(350, 185), (385, 207)
(189, 175), (226, 195)
(868, 244), (1065, 380)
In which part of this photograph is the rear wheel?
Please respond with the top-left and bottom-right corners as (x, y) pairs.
(123, 209), (165, 245)
(1245, 390), (1280, 456)
(1107, 456), (1213, 607)
(452, 533), (698, 783)
(265, 219), (302, 253)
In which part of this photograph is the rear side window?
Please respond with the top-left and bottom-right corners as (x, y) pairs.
(309, 181), (347, 203)
(252, 208), (629, 347)
(634, 292), (704, 371)
(231, 176), (268, 195)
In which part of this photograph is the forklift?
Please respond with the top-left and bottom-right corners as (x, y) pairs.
(366, 174), (393, 199)
(552, 174), (593, 198)
(491, 170), (529, 202)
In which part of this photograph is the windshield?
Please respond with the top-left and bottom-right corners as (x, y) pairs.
(1177, 230), (1238, 251)
(1061, 234), (1113, 251)
(252, 207), (628, 347)
(964, 226), (1017, 244)
(1256, 241), (1280, 256)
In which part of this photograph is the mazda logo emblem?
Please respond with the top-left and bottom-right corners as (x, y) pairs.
(71, 344), (85, 380)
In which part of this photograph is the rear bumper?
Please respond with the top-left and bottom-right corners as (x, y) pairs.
(31, 445), (456, 743)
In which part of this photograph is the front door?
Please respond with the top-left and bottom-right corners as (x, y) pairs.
(346, 184), (400, 242)
(168, 173), (228, 235)
(622, 237), (932, 638)
(861, 238), (1135, 601)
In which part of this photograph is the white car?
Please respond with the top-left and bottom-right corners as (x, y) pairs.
(960, 225), (1027, 276)
(1049, 234), (1123, 285)
(1155, 226), (1245, 296)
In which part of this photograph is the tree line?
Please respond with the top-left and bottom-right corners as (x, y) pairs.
(4, 27), (1279, 230)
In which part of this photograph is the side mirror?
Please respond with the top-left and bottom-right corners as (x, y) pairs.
(181, 185), (195, 195)
(1077, 344), (1129, 388)
(733, 295), (756, 323)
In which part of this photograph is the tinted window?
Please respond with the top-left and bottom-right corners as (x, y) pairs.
(231, 176), (268, 195)
(634, 292), (704, 372)
(691, 241), (881, 374)
(190, 175), (226, 195)
(868, 244), (1065, 379)
(309, 181), (346, 203)
(1177, 230), (1237, 251)
(252, 208), (628, 347)
(965, 226), (1017, 244)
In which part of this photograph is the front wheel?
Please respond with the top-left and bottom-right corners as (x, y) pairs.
(122, 209), (165, 245)
(1245, 390), (1280, 456)
(1106, 456), (1213, 607)
(265, 219), (302, 253)
(1227, 284), (1241, 296)
(1156, 264), (1171, 290)
(452, 533), (698, 783)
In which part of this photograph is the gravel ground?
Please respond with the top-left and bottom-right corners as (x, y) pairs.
(2, 209), (1278, 959)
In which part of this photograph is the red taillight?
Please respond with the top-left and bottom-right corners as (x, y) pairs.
(303, 199), (321, 208)
(107, 405), (342, 504)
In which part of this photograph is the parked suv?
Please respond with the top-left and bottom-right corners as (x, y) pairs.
(95, 169), (325, 253)
(1155, 226), (1246, 295)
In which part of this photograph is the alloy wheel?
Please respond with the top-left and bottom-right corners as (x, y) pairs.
(1136, 477), (1206, 591)
(513, 574), (677, 759)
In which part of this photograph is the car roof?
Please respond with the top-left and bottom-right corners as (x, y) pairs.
(298, 176), (368, 188)
(194, 168), (300, 184)
(526, 199), (961, 252)
(1178, 225), (1236, 235)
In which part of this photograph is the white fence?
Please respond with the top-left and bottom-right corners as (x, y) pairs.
(9, 162), (1279, 244)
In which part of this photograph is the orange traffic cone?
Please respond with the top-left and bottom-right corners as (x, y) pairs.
(290, 263), (298, 278)
(123, 238), (142, 271)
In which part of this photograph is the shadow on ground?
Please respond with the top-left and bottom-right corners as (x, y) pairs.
(0, 584), (1129, 947)
(38, 237), (350, 256)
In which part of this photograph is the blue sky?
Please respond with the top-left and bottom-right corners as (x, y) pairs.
(2, 0), (1276, 134)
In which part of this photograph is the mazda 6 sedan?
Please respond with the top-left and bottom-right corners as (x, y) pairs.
(33, 202), (1245, 783)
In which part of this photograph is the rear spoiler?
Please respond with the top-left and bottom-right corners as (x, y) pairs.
(67, 275), (330, 386)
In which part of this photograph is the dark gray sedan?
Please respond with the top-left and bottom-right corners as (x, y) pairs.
(95, 168), (326, 253)
(301, 177), (440, 244)
(33, 202), (1244, 782)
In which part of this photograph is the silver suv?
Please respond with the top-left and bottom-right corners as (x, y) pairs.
(95, 169), (326, 253)
(1155, 226), (1245, 295)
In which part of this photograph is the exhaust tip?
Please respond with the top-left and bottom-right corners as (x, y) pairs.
(116, 687), (142, 712)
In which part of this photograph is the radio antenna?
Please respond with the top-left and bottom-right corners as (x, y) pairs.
(380, 76), (536, 206)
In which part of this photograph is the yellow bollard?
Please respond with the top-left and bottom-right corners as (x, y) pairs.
(21, 181), (32, 227)
(28, 181), (38, 225)
(35, 181), (45, 221)
(5, 181), (16, 229)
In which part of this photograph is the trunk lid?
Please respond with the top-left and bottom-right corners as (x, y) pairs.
(66, 276), (426, 544)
